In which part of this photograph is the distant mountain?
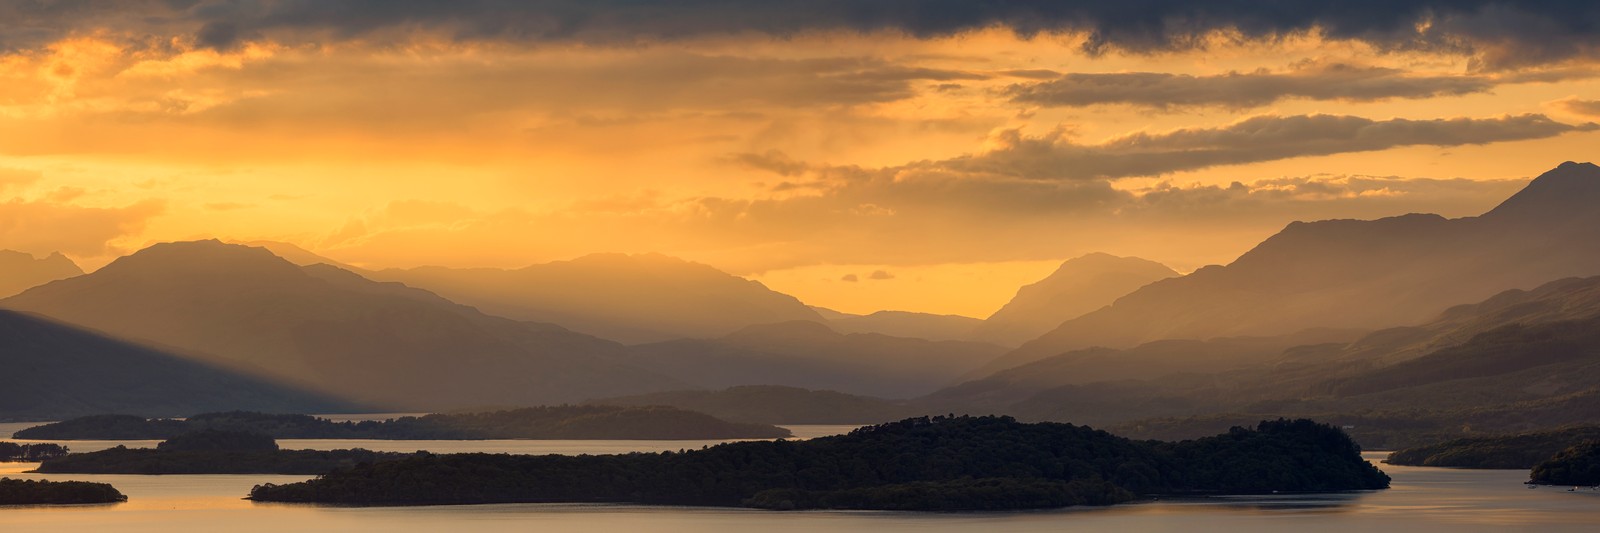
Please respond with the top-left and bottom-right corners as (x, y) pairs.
(590, 385), (917, 425)
(626, 321), (1008, 398)
(0, 250), (81, 298)
(235, 240), (359, 271)
(1015, 273), (1600, 448)
(369, 253), (826, 344)
(819, 309), (985, 343)
(0, 240), (683, 409)
(971, 254), (1176, 347)
(1002, 162), (1600, 368)
(0, 310), (344, 420)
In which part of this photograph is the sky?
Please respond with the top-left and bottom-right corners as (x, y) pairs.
(1, 1), (1597, 317)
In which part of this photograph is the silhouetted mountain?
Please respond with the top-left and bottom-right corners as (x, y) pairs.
(590, 385), (917, 425)
(1003, 162), (1600, 368)
(0, 240), (683, 409)
(369, 253), (825, 344)
(626, 321), (1008, 398)
(0, 310), (344, 420)
(0, 250), (81, 298)
(820, 309), (985, 343)
(972, 254), (1176, 347)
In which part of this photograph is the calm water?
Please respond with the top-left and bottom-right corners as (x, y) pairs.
(5, 421), (1600, 532)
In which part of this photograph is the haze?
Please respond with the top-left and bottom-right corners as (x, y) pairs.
(3, 2), (1597, 316)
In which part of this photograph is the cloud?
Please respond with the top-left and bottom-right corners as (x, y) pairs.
(0, 198), (165, 257)
(1556, 98), (1600, 117)
(0, 167), (41, 194)
(928, 114), (1595, 181)
(1005, 63), (1495, 109)
(840, 273), (859, 282)
(868, 270), (895, 280)
(4, 2), (1600, 69)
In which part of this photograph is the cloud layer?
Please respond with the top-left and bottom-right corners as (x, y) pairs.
(5, 1), (1600, 68)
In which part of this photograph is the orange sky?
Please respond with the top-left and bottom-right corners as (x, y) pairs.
(1, 3), (1597, 316)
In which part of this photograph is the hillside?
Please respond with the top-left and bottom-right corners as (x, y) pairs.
(0, 310), (345, 420)
(0, 240), (682, 409)
(972, 254), (1177, 347)
(590, 386), (916, 425)
(1002, 162), (1600, 368)
(627, 321), (1007, 398)
(0, 250), (81, 298)
(369, 253), (825, 344)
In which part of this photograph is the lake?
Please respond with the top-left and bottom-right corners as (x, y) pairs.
(4, 421), (1599, 532)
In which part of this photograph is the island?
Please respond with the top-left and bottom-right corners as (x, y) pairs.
(1385, 426), (1600, 469)
(0, 478), (126, 505)
(34, 430), (414, 475)
(1529, 440), (1600, 486)
(14, 405), (792, 441)
(0, 442), (69, 462)
(248, 416), (1390, 511)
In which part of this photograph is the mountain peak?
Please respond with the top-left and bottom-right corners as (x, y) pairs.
(97, 240), (305, 281)
(1483, 161), (1600, 223)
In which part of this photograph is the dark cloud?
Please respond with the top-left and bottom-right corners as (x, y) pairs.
(840, 273), (859, 282)
(868, 269), (895, 280)
(2, 2), (1598, 69)
(1006, 63), (1495, 109)
(929, 114), (1595, 181)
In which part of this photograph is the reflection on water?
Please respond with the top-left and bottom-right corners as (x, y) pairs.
(7, 432), (1600, 531)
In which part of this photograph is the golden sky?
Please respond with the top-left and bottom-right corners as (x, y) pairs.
(1, 2), (1597, 316)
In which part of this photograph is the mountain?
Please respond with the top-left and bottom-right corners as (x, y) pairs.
(971, 254), (1177, 347)
(0, 250), (82, 298)
(1001, 162), (1600, 368)
(1052, 273), (1600, 447)
(368, 253), (826, 344)
(235, 240), (360, 271)
(589, 385), (917, 425)
(820, 310), (985, 343)
(0, 240), (682, 409)
(626, 320), (1008, 398)
(0, 310), (344, 420)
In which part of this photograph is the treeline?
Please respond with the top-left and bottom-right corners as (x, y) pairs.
(248, 416), (1389, 511)
(36, 431), (412, 475)
(0, 442), (69, 462)
(1530, 440), (1600, 486)
(1386, 426), (1600, 469)
(14, 405), (791, 441)
(0, 478), (126, 505)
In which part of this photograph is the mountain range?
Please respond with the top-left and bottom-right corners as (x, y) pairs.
(366, 253), (826, 344)
(999, 161), (1600, 370)
(1, 241), (683, 409)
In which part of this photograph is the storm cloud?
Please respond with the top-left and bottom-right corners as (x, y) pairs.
(3, 1), (1600, 69)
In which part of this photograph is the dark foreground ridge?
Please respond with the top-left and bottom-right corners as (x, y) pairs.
(248, 416), (1389, 511)
(0, 478), (126, 505)
(14, 405), (791, 441)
